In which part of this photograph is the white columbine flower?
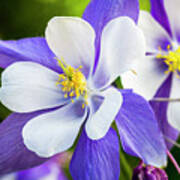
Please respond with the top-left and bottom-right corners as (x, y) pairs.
(0, 16), (145, 157)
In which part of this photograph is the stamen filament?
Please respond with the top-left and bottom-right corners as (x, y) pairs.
(151, 97), (180, 102)
(55, 57), (88, 108)
(156, 45), (180, 77)
(164, 135), (180, 149)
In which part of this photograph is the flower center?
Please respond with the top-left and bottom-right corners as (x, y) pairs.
(56, 58), (88, 108)
(157, 45), (180, 77)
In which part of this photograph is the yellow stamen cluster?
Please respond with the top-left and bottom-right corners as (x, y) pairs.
(56, 58), (88, 108)
(157, 45), (180, 78)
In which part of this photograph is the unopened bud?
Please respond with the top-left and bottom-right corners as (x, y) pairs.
(132, 162), (168, 180)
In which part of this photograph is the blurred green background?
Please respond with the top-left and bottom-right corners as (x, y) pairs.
(0, 0), (179, 179)
(0, 0), (90, 39)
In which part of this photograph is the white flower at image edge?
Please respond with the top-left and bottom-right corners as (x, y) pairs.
(0, 16), (145, 157)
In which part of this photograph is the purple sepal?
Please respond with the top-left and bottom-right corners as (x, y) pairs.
(0, 156), (67, 180)
(0, 37), (61, 73)
(132, 162), (168, 180)
(116, 91), (167, 166)
(83, 0), (139, 72)
(70, 128), (120, 180)
(17, 158), (67, 180)
(0, 111), (56, 175)
(150, 0), (172, 36)
(17, 161), (51, 180)
(150, 74), (179, 149)
(83, 0), (139, 35)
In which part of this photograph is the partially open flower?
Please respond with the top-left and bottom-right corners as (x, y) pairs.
(121, 0), (180, 149)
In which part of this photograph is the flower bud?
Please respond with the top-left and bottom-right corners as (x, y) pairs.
(132, 162), (168, 180)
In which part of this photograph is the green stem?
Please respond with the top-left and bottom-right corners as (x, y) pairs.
(120, 150), (133, 180)
(112, 122), (133, 180)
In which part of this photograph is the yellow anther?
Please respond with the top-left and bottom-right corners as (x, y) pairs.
(167, 44), (171, 50)
(81, 100), (88, 109)
(61, 81), (68, 86)
(156, 45), (180, 78)
(56, 57), (88, 108)
(69, 91), (74, 97)
(131, 69), (137, 75)
(62, 87), (66, 92)
(82, 103), (85, 109)
(78, 65), (83, 69)
(59, 74), (66, 80)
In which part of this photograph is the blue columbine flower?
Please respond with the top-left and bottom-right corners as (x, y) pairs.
(121, 0), (180, 149)
(0, 155), (68, 180)
(0, 0), (167, 179)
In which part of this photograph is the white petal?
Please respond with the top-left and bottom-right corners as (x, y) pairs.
(92, 16), (146, 89)
(23, 101), (87, 157)
(164, 0), (180, 41)
(85, 87), (123, 140)
(0, 62), (67, 113)
(167, 75), (180, 130)
(121, 56), (167, 100)
(138, 11), (171, 53)
(45, 17), (95, 77)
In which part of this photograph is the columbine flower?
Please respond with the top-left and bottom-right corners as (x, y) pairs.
(132, 161), (168, 180)
(0, 16), (138, 155)
(0, 155), (68, 180)
(0, 0), (167, 179)
(121, 0), (180, 149)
